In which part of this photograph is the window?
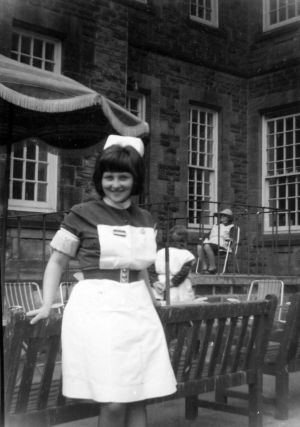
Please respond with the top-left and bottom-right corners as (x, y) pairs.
(190, 0), (218, 27)
(263, 0), (300, 31)
(9, 29), (61, 212)
(11, 28), (61, 73)
(9, 139), (58, 212)
(188, 106), (218, 227)
(126, 93), (146, 120)
(262, 112), (300, 232)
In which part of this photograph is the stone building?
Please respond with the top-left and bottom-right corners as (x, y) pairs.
(0, 0), (300, 279)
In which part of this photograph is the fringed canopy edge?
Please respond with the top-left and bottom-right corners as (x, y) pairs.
(0, 83), (100, 113)
(100, 96), (150, 137)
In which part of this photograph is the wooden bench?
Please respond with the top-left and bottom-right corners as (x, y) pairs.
(215, 292), (300, 421)
(4, 296), (277, 427)
(263, 292), (300, 420)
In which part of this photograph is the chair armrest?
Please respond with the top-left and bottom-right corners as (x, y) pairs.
(226, 298), (240, 303)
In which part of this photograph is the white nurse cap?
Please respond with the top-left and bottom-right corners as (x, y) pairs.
(104, 135), (144, 157)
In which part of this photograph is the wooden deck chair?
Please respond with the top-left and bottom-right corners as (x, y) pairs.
(247, 279), (286, 323)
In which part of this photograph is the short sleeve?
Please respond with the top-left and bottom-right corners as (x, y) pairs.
(50, 227), (80, 258)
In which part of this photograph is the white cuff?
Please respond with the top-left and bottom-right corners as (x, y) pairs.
(50, 228), (80, 258)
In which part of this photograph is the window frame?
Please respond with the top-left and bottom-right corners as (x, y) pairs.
(11, 27), (62, 73)
(262, 111), (300, 233)
(8, 28), (61, 213)
(187, 105), (218, 228)
(189, 0), (219, 28)
(263, 0), (300, 31)
(126, 92), (146, 121)
(8, 140), (58, 213)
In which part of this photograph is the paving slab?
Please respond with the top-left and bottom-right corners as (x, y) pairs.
(56, 373), (300, 427)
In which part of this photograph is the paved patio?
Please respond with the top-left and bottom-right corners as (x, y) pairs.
(56, 372), (300, 427)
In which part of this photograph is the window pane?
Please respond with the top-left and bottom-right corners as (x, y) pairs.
(33, 38), (43, 58)
(199, 153), (205, 166)
(21, 36), (31, 54)
(45, 43), (54, 60)
(191, 138), (198, 151)
(10, 29), (60, 73)
(26, 161), (35, 180)
(265, 113), (300, 229)
(45, 61), (54, 72)
(25, 182), (35, 200)
(38, 163), (47, 181)
(286, 117), (294, 130)
(27, 144), (36, 159)
(13, 160), (23, 179)
(279, 7), (287, 21)
(20, 55), (30, 65)
(207, 153), (213, 168)
(199, 139), (205, 152)
(269, 185), (276, 199)
(191, 124), (198, 137)
(39, 148), (48, 161)
(267, 120), (275, 134)
(33, 58), (42, 68)
(12, 181), (22, 199)
(266, 0), (300, 29)
(14, 147), (24, 158)
(286, 131), (293, 145)
(188, 106), (216, 225)
(37, 183), (47, 201)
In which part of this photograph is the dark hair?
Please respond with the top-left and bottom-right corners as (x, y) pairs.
(170, 225), (188, 243)
(93, 144), (144, 196)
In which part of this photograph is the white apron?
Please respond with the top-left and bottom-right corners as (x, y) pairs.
(62, 279), (177, 402)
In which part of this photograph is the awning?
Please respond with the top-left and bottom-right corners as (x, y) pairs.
(0, 54), (149, 148)
(0, 54), (150, 285)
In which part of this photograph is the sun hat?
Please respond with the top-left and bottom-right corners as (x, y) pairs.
(220, 208), (233, 217)
(104, 134), (144, 157)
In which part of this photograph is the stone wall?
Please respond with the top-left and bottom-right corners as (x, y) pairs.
(1, 0), (300, 279)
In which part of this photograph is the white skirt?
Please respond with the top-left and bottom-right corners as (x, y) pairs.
(61, 279), (177, 402)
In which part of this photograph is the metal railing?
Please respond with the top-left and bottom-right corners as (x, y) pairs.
(0, 200), (295, 283)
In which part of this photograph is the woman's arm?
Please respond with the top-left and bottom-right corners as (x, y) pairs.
(139, 269), (159, 306)
(27, 250), (70, 324)
(171, 261), (194, 287)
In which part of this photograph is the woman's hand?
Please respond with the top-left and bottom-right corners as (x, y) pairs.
(27, 305), (52, 325)
(152, 281), (166, 294)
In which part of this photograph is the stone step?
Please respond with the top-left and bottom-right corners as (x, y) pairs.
(190, 273), (300, 295)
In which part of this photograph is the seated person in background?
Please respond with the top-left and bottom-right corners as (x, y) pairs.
(197, 208), (235, 274)
(151, 225), (196, 304)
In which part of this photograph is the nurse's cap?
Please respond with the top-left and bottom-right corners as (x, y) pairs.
(104, 135), (144, 157)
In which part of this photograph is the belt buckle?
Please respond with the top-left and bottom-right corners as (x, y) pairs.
(120, 268), (130, 283)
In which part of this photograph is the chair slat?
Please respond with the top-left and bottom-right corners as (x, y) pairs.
(5, 282), (43, 312)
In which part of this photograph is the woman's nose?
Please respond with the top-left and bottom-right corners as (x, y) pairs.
(111, 178), (121, 188)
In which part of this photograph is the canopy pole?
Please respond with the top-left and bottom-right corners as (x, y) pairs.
(165, 203), (171, 305)
(0, 104), (13, 427)
(1, 104), (13, 287)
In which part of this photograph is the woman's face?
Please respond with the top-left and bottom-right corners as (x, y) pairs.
(102, 171), (134, 204)
(220, 215), (230, 224)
